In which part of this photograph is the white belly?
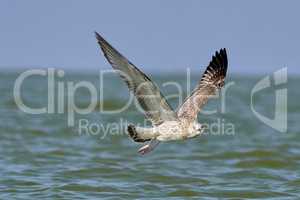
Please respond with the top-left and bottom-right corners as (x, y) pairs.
(154, 121), (202, 141)
(155, 121), (185, 141)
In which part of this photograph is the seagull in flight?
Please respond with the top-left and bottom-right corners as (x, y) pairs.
(95, 32), (228, 155)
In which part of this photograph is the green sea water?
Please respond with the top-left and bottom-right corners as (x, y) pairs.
(0, 70), (299, 199)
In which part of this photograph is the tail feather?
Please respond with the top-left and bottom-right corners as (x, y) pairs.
(127, 124), (152, 143)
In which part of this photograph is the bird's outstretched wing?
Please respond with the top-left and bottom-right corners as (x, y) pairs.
(177, 48), (228, 123)
(95, 32), (177, 125)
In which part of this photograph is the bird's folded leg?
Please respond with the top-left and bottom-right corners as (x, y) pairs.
(138, 139), (160, 155)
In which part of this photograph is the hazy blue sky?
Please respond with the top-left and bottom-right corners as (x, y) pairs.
(1, 0), (299, 74)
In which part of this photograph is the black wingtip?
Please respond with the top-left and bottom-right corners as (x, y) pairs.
(214, 48), (227, 58)
(95, 32), (109, 46)
(220, 48), (228, 76)
(206, 48), (228, 78)
(220, 48), (227, 60)
(94, 31), (102, 41)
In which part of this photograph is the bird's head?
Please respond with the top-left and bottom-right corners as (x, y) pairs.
(188, 122), (203, 138)
(194, 122), (202, 131)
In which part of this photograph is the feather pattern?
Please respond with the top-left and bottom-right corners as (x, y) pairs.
(95, 32), (177, 125)
(177, 48), (228, 123)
